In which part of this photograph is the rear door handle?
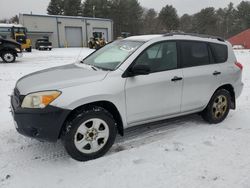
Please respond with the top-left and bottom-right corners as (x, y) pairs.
(213, 71), (221, 76)
(171, 76), (183, 82)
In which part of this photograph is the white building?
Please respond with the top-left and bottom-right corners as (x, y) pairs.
(19, 14), (113, 48)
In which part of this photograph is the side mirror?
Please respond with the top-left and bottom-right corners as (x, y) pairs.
(130, 64), (150, 76)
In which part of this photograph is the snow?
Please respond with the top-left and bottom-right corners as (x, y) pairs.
(0, 24), (24, 28)
(0, 48), (250, 188)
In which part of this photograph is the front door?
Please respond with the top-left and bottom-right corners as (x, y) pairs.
(125, 41), (183, 125)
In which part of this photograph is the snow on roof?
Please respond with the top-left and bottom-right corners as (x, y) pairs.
(0, 23), (24, 28)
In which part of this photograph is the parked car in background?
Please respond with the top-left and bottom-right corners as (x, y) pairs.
(0, 24), (32, 52)
(11, 33), (243, 161)
(35, 38), (52, 51)
(117, 32), (131, 40)
(0, 36), (22, 63)
(233, 45), (245, 50)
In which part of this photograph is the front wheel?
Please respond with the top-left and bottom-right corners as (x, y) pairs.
(62, 106), (117, 161)
(201, 89), (231, 124)
(1, 51), (16, 63)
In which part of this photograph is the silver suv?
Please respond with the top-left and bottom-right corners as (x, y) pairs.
(11, 33), (244, 161)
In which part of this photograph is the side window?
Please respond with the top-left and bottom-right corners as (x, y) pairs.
(181, 41), (210, 68)
(209, 43), (228, 63)
(146, 43), (162, 59)
(135, 41), (177, 73)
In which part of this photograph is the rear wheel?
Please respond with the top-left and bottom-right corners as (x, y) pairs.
(88, 42), (93, 49)
(26, 47), (32, 52)
(1, 51), (16, 63)
(201, 89), (231, 124)
(62, 106), (117, 161)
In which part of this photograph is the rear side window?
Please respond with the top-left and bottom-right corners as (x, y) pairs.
(180, 41), (210, 68)
(209, 43), (228, 63)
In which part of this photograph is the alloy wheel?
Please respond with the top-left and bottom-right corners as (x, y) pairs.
(74, 118), (110, 154)
(212, 95), (228, 119)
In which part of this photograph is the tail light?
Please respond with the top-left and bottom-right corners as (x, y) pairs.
(235, 62), (243, 71)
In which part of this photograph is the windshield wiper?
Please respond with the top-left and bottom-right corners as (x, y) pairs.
(80, 61), (98, 71)
(90, 66), (98, 71)
(80, 61), (113, 71)
(94, 65), (113, 71)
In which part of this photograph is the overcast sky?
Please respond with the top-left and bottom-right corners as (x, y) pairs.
(0, 0), (244, 19)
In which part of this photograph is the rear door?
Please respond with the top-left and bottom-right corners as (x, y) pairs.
(180, 41), (222, 112)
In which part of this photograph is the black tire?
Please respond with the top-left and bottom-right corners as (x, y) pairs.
(49, 48), (52, 51)
(201, 89), (231, 124)
(88, 42), (93, 49)
(26, 47), (32, 52)
(62, 106), (117, 161)
(1, 51), (16, 63)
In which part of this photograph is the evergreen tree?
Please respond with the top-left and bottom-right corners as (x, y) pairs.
(82, 0), (111, 18)
(10, 15), (19, 24)
(64, 0), (82, 16)
(126, 0), (143, 34)
(158, 5), (179, 32)
(218, 3), (239, 38)
(236, 1), (250, 31)
(179, 14), (193, 33)
(141, 8), (159, 34)
(192, 7), (217, 35)
(47, 0), (64, 15)
(45, 0), (250, 39)
(109, 0), (143, 37)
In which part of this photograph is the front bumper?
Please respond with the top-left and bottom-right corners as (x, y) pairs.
(39, 46), (52, 49)
(10, 94), (71, 142)
(17, 52), (23, 58)
(235, 82), (244, 99)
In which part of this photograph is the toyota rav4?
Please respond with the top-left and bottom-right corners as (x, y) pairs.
(11, 33), (243, 161)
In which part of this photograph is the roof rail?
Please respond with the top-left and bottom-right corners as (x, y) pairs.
(163, 32), (225, 42)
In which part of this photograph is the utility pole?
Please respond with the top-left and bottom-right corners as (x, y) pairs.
(93, 5), (96, 18)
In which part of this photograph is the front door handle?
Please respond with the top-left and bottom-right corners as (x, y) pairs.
(213, 71), (221, 76)
(171, 76), (183, 82)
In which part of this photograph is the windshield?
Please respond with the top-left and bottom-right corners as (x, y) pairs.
(13, 27), (27, 34)
(82, 40), (144, 70)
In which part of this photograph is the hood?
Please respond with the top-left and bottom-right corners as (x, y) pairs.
(0, 38), (21, 47)
(16, 63), (109, 95)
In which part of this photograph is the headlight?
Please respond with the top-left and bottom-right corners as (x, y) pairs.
(21, 91), (61, 109)
(15, 48), (21, 52)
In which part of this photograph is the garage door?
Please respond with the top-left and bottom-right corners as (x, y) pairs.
(93, 28), (108, 41)
(65, 27), (83, 47)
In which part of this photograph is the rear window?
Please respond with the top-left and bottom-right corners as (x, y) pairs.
(180, 41), (210, 68)
(209, 43), (228, 63)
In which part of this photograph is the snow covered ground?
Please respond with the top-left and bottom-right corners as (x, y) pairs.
(0, 48), (249, 188)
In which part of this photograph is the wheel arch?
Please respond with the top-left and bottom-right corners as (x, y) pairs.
(59, 100), (124, 139)
(0, 48), (17, 56)
(212, 84), (236, 109)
